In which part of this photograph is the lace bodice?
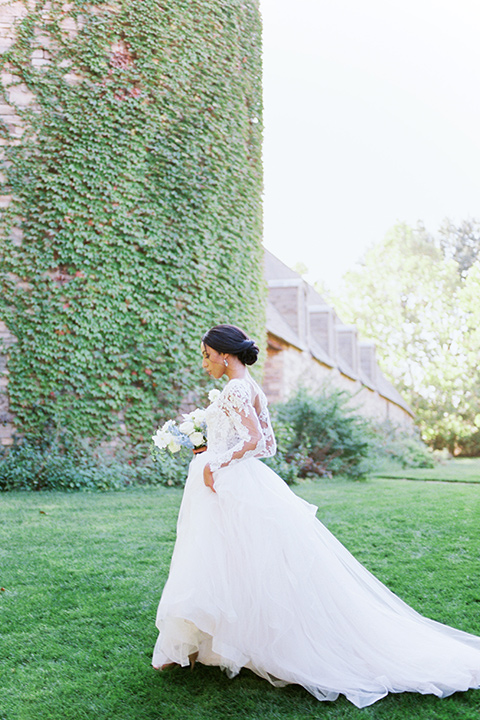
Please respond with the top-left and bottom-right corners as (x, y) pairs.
(205, 372), (276, 473)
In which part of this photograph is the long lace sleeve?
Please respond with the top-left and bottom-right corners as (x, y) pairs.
(208, 379), (276, 473)
(257, 402), (276, 459)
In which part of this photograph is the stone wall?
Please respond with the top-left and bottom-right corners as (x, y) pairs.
(1, 1), (55, 445)
(0, 2), (113, 447)
(263, 336), (413, 429)
(1, 2), (26, 444)
(263, 250), (415, 430)
(1, 2), (35, 136)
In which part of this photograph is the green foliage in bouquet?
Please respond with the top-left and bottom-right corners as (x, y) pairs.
(0, 0), (264, 451)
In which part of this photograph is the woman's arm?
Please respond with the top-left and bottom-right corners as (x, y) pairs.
(203, 382), (265, 491)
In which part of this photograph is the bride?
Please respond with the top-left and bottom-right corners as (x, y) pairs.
(152, 324), (480, 708)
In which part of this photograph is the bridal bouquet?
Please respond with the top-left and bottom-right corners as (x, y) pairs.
(152, 388), (221, 454)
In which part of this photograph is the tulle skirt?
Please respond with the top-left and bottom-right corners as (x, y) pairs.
(152, 453), (480, 708)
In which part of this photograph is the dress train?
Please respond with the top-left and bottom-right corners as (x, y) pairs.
(153, 452), (480, 708)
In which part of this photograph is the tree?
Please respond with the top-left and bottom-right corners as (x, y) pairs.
(439, 219), (480, 278)
(334, 223), (480, 454)
(457, 262), (480, 453)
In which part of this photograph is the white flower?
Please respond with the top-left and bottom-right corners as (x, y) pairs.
(168, 439), (181, 453)
(179, 420), (195, 435)
(190, 408), (206, 424)
(208, 388), (221, 403)
(152, 429), (169, 449)
(190, 431), (205, 447)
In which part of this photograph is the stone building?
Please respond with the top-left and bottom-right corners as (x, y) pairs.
(0, 3), (413, 445)
(263, 250), (414, 428)
(0, 1), (30, 446)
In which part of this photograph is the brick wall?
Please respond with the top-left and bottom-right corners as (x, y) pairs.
(0, 2), (86, 446)
(263, 337), (286, 404)
(0, 3), (25, 444)
(263, 336), (414, 429)
(264, 258), (414, 429)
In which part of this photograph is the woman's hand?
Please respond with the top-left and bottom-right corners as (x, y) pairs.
(193, 446), (207, 455)
(203, 463), (216, 493)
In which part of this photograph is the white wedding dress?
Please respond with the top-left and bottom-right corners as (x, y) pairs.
(152, 372), (480, 708)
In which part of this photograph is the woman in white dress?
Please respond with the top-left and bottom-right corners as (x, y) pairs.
(152, 324), (480, 708)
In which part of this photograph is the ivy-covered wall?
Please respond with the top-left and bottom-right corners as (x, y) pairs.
(0, 0), (265, 448)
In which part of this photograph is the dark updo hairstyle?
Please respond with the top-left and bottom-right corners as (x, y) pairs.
(202, 325), (259, 366)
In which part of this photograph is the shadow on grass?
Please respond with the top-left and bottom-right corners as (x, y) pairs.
(120, 659), (480, 720)
(2, 485), (480, 720)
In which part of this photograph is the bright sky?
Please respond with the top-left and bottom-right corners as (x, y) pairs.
(260, 0), (480, 290)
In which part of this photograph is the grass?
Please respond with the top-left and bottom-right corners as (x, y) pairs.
(374, 457), (480, 483)
(1, 474), (480, 720)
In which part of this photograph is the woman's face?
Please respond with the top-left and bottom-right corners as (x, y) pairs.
(201, 343), (226, 379)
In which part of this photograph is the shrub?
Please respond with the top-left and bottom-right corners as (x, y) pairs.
(262, 417), (304, 484)
(149, 449), (191, 488)
(371, 421), (435, 469)
(0, 437), (190, 491)
(271, 387), (376, 481)
(453, 430), (480, 458)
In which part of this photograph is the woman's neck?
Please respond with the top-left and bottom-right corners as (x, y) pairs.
(225, 359), (247, 381)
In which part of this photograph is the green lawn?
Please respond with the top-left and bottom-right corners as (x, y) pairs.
(2, 475), (480, 720)
(374, 457), (480, 483)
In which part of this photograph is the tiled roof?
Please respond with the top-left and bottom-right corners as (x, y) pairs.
(266, 302), (306, 351)
(264, 249), (300, 280)
(263, 248), (414, 417)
